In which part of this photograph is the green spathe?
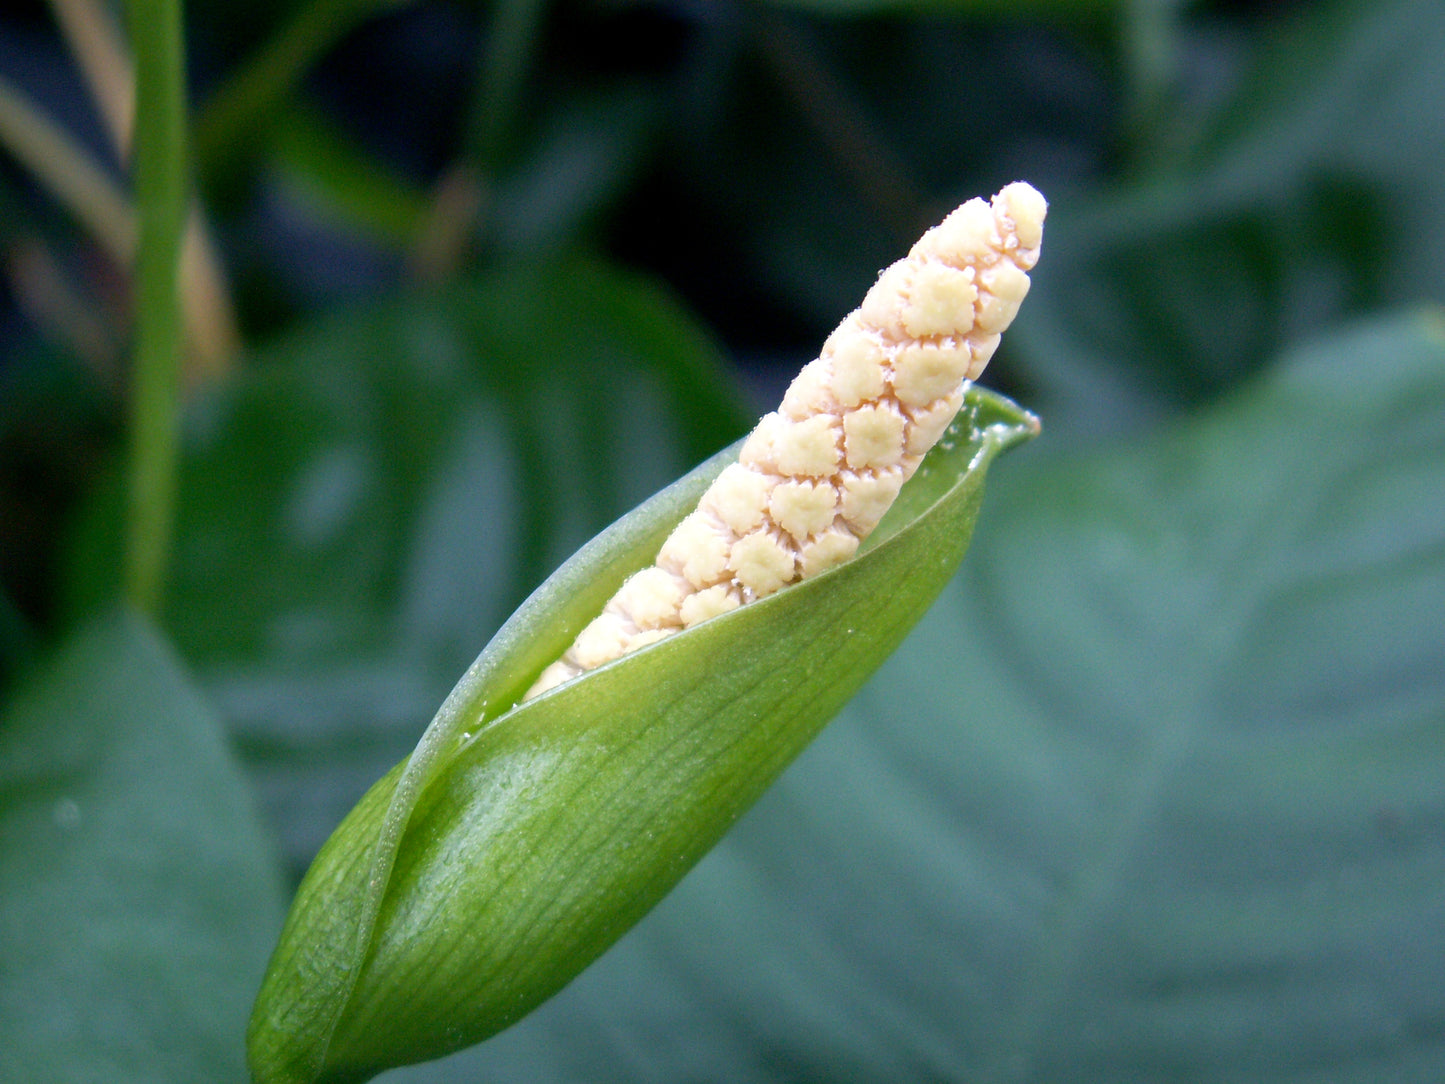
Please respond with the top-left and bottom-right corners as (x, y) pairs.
(247, 387), (1037, 1084)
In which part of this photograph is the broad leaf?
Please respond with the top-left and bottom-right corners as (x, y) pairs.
(0, 608), (286, 1083)
(372, 310), (1445, 1082)
(1014, 0), (1445, 431)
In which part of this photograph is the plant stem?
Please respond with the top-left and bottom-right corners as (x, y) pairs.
(123, 0), (187, 616)
(746, 7), (921, 244)
(410, 0), (546, 276)
(50, 0), (240, 378)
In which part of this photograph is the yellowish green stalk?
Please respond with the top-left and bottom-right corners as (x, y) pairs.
(123, 0), (188, 615)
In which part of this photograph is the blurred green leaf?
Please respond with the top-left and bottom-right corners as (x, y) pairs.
(0, 586), (33, 689)
(643, 9), (1107, 348)
(268, 106), (429, 244)
(762, 0), (1120, 14)
(488, 84), (662, 256)
(380, 309), (1445, 1082)
(1015, 0), (1445, 433)
(194, 0), (417, 180)
(248, 389), (1037, 1084)
(1185, 0), (1445, 184)
(63, 256), (753, 867)
(0, 344), (117, 653)
(264, 80), (661, 255)
(0, 607), (286, 1083)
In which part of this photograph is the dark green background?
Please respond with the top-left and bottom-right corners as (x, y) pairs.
(2, 0), (1443, 1080)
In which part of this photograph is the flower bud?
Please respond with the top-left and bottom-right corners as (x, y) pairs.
(528, 183), (1046, 698)
(248, 186), (1045, 1084)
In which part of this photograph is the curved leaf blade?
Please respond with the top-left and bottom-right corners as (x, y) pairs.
(247, 387), (1037, 1084)
(0, 608), (285, 1083)
(62, 255), (752, 869)
(408, 308), (1445, 1084)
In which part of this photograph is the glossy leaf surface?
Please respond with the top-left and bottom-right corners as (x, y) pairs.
(0, 609), (285, 1083)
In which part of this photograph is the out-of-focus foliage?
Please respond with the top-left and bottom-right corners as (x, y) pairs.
(2, 0), (1444, 1080)
(61, 257), (751, 865)
(1018, 0), (1445, 433)
(0, 608), (284, 1082)
(375, 311), (1445, 1084)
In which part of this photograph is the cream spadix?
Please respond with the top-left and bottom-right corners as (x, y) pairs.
(527, 181), (1046, 697)
(248, 185), (1045, 1084)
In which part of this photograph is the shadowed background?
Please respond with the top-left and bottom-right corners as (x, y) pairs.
(2, 0), (1444, 1080)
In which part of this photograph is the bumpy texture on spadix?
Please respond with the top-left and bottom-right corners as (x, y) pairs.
(526, 182), (1046, 699)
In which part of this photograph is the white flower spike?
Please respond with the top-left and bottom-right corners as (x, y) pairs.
(526, 181), (1046, 699)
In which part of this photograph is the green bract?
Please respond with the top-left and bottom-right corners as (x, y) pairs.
(247, 387), (1037, 1084)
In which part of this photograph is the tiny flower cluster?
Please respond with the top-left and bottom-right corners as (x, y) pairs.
(526, 182), (1046, 699)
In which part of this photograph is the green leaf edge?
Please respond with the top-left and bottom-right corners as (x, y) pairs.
(248, 385), (1037, 1084)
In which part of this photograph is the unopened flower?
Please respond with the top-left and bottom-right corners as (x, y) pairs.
(248, 185), (1045, 1084)
(528, 181), (1046, 698)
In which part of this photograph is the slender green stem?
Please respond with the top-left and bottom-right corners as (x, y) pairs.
(409, 0), (546, 275)
(747, 8), (921, 243)
(123, 0), (188, 616)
